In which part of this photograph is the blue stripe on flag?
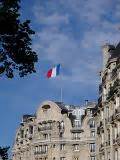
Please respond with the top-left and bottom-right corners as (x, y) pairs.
(56, 64), (60, 75)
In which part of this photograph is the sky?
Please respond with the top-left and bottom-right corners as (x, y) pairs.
(0, 0), (120, 148)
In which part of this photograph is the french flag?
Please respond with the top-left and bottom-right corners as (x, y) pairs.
(47, 64), (60, 78)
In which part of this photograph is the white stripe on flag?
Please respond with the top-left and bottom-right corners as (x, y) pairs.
(51, 67), (57, 77)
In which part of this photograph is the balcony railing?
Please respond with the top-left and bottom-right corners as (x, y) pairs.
(70, 126), (83, 133)
(34, 151), (48, 155)
(38, 126), (52, 131)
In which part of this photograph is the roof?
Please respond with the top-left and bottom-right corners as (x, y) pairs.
(55, 102), (68, 111)
(22, 114), (35, 123)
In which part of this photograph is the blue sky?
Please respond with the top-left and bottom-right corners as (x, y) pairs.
(1, 0), (120, 148)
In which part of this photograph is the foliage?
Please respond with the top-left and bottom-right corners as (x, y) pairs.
(0, 0), (38, 78)
(0, 147), (9, 160)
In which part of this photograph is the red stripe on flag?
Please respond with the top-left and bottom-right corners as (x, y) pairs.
(47, 69), (52, 78)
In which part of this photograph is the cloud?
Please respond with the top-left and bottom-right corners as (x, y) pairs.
(32, 0), (120, 87)
(33, 4), (69, 27)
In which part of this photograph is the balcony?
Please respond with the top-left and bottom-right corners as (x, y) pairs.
(34, 151), (48, 155)
(38, 126), (52, 131)
(70, 126), (83, 133)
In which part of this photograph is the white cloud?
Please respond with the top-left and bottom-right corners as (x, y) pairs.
(33, 5), (69, 27)
(32, 0), (120, 86)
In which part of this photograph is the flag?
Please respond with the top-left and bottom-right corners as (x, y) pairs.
(47, 64), (60, 78)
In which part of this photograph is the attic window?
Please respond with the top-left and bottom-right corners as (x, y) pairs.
(42, 105), (50, 109)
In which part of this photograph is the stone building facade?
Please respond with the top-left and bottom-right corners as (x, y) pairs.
(12, 101), (96, 160)
(95, 43), (120, 160)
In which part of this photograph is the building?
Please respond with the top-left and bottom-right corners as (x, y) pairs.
(12, 100), (96, 160)
(95, 43), (120, 160)
(65, 104), (85, 127)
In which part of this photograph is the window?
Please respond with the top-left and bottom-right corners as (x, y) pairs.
(44, 134), (48, 139)
(91, 131), (95, 137)
(115, 149), (118, 160)
(74, 158), (79, 160)
(60, 144), (65, 150)
(53, 144), (56, 148)
(74, 120), (81, 127)
(35, 145), (48, 154)
(60, 157), (65, 160)
(89, 120), (95, 128)
(107, 129), (110, 145)
(60, 132), (63, 138)
(101, 133), (104, 144)
(20, 130), (24, 138)
(35, 146), (38, 153)
(39, 145), (42, 153)
(89, 143), (95, 152)
(114, 126), (117, 139)
(90, 156), (95, 160)
(73, 144), (79, 151)
(101, 155), (105, 160)
(29, 125), (33, 134)
(101, 110), (104, 120)
(107, 152), (110, 160)
(73, 133), (80, 139)
(106, 107), (109, 118)
(44, 145), (48, 153)
(90, 109), (93, 115)
(116, 96), (119, 108)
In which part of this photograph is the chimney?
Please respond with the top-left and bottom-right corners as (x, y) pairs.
(85, 100), (88, 106)
(102, 43), (115, 70)
(102, 44), (110, 70)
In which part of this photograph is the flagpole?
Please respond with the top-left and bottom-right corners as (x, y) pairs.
(60, 64), (63, 102)
(60, 87), (63, 102)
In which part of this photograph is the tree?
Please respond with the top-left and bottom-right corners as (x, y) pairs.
(0, 0), (38, 78)
(0, 147), (9, 160)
